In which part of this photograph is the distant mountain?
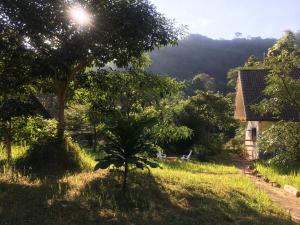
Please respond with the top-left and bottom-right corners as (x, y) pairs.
(149, 34), (276, 91)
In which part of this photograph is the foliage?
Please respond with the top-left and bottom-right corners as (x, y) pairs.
(226, 67), (243, 90)
(65, 103), (89, 131)
(0, 0), (182, 139)
(83, 70), (190, 190)
(16, 136), (80, 176)
(224, 124), (245, 154)
(78, 70), (183, 115)
(191, 144), (212, 161)
(256, 31), (300, 115)
(149, 34), (277, 91)
(77, 70), (189, 150)
(146, 100), (192, 146)
(0, 114), (57, 162)
(0, 27), (34, 96)
(244, 54), (261, 67)
(266, 31), (299, 59)
(0, 28), (35, 159)
(258, 122), (300, 165)
(13, 116), (57, 145)
(172, 91), (236, 157)
(15, 135), (95, 176)
(94, 114), (160, 191)
(129, 53), (153, 71)
(184, 73), (216, 96)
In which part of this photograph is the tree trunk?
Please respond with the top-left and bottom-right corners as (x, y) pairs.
(5, 118), (12, 162)
(123, 161), (129, 192)
(206, 126), (210, 148)
(56, 80), (68, 142)
(92, 122), (97, 152)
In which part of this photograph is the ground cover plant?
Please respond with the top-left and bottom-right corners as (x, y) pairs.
(255, 161), (300, 189)
(0, 147), (297, 225)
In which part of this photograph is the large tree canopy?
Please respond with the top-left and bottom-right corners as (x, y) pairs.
(0, 0), (181, 140)
(257, 31), (300, 116)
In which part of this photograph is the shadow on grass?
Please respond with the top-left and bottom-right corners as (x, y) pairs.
(0, 170), (297, 225)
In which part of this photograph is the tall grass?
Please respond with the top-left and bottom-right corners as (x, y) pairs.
(0, 145), (28, 161)
(0, 151), (296, 225)
(255, 161), (300, 189)
(160, 160), (238, 174)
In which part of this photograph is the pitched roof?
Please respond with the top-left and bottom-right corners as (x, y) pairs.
(235, 69), (300, 121)
(0, 95), (52, 120)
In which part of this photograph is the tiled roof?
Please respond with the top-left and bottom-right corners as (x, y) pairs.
(239, 69), (300, 121)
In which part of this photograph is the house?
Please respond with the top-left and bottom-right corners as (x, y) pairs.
(234, 69), (300, 160)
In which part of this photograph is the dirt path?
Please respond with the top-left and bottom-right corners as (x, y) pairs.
(232, 156), (300, 223)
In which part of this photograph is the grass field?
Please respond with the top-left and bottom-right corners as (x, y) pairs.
(0, 148), (297, 225)
(255, 162), (300, 189)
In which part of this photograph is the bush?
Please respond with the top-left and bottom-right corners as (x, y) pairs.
(192, 145), (211, 161)
(224, 124), (245, 154)
(12, 115), (57, 145)
(16, 137), (82, 176)
(258, 122), (300, 165)
(224, 139), (243, 154)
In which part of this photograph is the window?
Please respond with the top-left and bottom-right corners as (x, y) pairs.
(251, 128), (257, 140)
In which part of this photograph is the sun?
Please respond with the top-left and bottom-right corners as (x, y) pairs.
(68, 5), (92, 26)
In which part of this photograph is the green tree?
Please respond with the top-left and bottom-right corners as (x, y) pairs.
(265, 31), (298, 59)
(257, 31), (300, 116)
(76, 69), (185, 149)
(0, 0), (182, 141)
(83, 70), (190, 190)
(226, 67), (243, 90)
(244, 54), (261, 67)
(0, 27), (34, 160)
(258, 122), (300, 165)
(94, 114), (160, 192)
(185, 73), (216, 96)
(175, 91), (235, 157)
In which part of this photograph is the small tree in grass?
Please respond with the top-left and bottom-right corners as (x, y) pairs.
(84, 69), (191, 191)
(95, 114), (160, 191)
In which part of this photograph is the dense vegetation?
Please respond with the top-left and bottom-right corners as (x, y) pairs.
(149, 32), (300, 91)
(0, 1), (299, 224)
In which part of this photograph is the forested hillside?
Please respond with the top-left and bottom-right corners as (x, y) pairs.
(149, 34), (276, 90)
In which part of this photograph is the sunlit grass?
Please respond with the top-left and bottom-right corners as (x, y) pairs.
(0, 152), (296, 225)
(0, 147), (295, 224)
(0, 145), (28, 162)
(256, 162), (300, 189)
(65, 137), (97, 170)
(160, 160), (238, 174)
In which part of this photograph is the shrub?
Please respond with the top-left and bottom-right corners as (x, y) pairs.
(16, 136), (82, 176)
(13, 115), (57, 145)
(94, 114), (160, 191)
(192, 145), (211, 161)
(258, 122), (300, 165)
(224, 125), (245, 154)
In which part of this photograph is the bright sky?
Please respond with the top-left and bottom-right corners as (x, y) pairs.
(150, 0), (300, 39)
